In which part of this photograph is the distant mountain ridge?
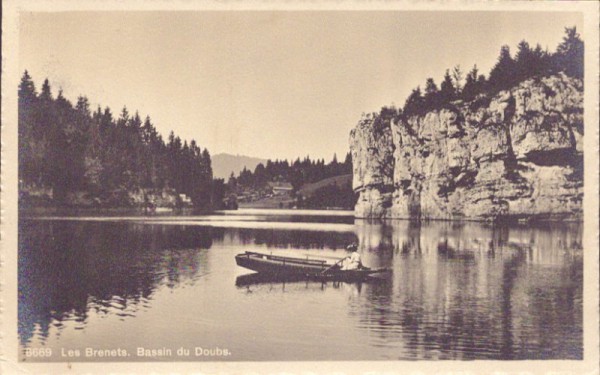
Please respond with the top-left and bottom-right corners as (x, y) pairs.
(212, 153), (267, 179)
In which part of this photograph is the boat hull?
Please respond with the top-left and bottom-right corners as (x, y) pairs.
(235, 252), (328, 275)
(235, 251), (387, 280)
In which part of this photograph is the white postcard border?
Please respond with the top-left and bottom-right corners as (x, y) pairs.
(1, 1), (598, 374)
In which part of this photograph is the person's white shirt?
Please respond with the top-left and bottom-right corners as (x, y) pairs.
(343, 251), (361, 270)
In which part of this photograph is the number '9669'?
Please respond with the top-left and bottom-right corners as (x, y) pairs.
(24, 348), (52, 357)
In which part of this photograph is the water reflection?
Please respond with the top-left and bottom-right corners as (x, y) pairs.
(18, 221), (219, 345)
(19, 216), (582, 360)
(352, 220), (582, 359)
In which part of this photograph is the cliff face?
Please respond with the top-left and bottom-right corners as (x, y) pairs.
(350, 74), (583, 220)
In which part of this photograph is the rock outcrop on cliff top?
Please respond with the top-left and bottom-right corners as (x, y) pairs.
(350, 74), (583, 220)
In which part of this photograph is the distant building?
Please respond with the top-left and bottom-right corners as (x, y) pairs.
(269, 181), (293, 196)
(179, 194), (192, 204)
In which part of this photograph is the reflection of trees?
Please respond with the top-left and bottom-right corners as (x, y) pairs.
(236, 228), (356, 250)
(18, 220), (219, 345)
(350, 220), (583, 359)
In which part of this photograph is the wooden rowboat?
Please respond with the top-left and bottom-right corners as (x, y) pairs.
(235, 251), (389, 281)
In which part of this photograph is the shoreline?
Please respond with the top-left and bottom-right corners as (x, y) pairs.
(17, 206), (583, 224)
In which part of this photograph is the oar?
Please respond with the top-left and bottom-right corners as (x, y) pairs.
(321, 256), (348, 275)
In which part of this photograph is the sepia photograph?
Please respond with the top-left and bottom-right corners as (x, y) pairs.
(1, 1), (599, 374)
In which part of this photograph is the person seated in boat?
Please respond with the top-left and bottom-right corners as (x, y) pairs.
(342, 249), (362, 270)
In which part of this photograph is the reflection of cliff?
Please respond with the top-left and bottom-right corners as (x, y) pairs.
(351, 220), (582, 359)
(350, 75), (583, 220)
(356, 220), (582, 261)
(18, 220), (220, 345)
(353, 221), (396, 270)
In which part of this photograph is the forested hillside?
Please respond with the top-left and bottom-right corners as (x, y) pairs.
(18, 75), (213, 209)
(223, 153), (356, 209)
(227, 153), (352, 192)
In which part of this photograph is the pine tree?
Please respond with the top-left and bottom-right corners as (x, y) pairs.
(515, 40), (536, 82)
(488, 45), (516, 93)
(403, 87), (425, 118)
(555, 26), (584, 79)
(49, 87), (73, 200)
(452, 65), (463, 94)
(18, 71), (38, 185)
(118, 106), (129, 128)
(462, 65), (485, 102)
(424, 78), (440, 110)
(39, 79), (53, 102)
(19, 71), (37, 108)
(440, 69), (456, 103)
(100, 107), (113, 135)
(84, 110), (104, 193)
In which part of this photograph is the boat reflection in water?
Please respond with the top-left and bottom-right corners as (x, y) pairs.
(235, 271), (389, 288)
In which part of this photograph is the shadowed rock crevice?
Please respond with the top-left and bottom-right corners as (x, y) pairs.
(350, 74), (583, 221)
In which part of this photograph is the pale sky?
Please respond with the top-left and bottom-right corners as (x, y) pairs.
(19, 11), (582, 161)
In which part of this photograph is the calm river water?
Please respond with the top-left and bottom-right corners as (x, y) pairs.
(18, 210), (582, 361)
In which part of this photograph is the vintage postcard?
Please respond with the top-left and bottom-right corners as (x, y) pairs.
(1, 1), (598, 374)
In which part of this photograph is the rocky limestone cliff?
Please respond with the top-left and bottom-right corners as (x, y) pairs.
(350, 74), (583, 220)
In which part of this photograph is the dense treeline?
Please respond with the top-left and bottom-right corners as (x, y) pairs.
(19, 74), (213, 208)
(399, 27), (584, 118)
(297, 182), (356, 210)
(228, 153), (353, 192)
